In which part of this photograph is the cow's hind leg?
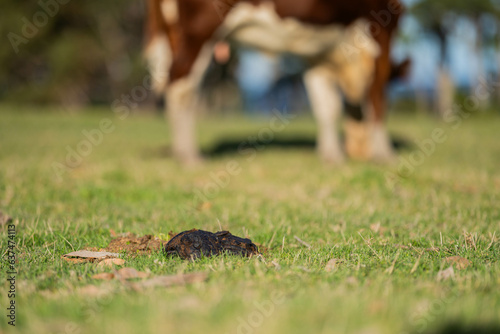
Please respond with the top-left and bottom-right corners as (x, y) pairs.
(366, 29), (396, 163)
(344, 103), (370, 161)
(368, 121), (395, 163)
(304, 66), (345, 164)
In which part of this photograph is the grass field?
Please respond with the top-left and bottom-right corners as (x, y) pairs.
(0, 105), (499, 334)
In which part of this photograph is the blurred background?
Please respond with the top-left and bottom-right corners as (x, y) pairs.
(1, 0), (500, 115)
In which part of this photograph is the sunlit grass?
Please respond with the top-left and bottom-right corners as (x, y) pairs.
(0, 106), (499, 334)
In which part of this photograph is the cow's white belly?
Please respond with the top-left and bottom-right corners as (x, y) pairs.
(220, 2), (378, 61)
(218, 2), (379, 103)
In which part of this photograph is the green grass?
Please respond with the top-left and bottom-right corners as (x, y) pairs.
(0, 105), (499, 334)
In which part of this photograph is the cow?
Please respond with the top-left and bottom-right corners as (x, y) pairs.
(144, 0), (405, 165)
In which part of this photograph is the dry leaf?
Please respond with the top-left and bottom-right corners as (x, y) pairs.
(294, 235), (312, 249)
(370, 222), (381, 233)
(437, 266), (455, 281)
(100, 234), (165, 255)
(64, 250), (120, 260)
(92, 273), (115, 280)
(198, 202), (212, 211)
(97, 258), (125, 268)
(330, 224), (343, 233)
(62, 257), (89, 264)
(370, 222), (387, 235)
(116, 267), (148, 280)
(445, 256), (470, 270)
(325, 259), (340, 272)
(130, 272), (208, 290)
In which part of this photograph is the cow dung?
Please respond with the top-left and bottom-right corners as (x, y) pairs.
(164, 229), (259, 260)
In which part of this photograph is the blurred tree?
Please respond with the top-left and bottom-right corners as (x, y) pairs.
(411, 0), (455, 116)
(448, 0), (499, 108)
(410, 0), (500, 115)
(497, 20), (500, 104)
(0, 0), (147, 109)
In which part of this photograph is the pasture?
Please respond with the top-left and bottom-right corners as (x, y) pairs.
(0, 106), (499, 334)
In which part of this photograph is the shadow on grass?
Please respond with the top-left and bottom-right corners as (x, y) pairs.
(202, 135), (412, 158)
(143, 135), (412, 160)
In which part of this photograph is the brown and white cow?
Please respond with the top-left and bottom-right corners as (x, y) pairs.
(145, 0), (404, 164)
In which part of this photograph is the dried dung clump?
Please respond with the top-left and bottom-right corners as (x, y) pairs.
(164, 229), (259, 260)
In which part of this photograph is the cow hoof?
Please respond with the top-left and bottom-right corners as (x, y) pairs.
(344, 119), (371, 161)
(345, 120), (396, 163)
(368, 123), (396, 164)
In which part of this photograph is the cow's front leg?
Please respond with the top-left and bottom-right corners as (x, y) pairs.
(344, 117), (370, 161)
(166, 43), (215, 165)
(304, 66), (345, 164)
(166, 78), (201, 165)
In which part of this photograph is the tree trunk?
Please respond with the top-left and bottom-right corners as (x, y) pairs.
(473, 17), (489, 109)
(434, 27), (455, 118)
(497, 54), (500, 105)
(497, 22), (500, 105)
(436, 66), (455, 118)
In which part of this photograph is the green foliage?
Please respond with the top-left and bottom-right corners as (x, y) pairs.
(409, 0), (500, 74)
(0, 0), (147, 106)
(410, 0), (500, 33)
